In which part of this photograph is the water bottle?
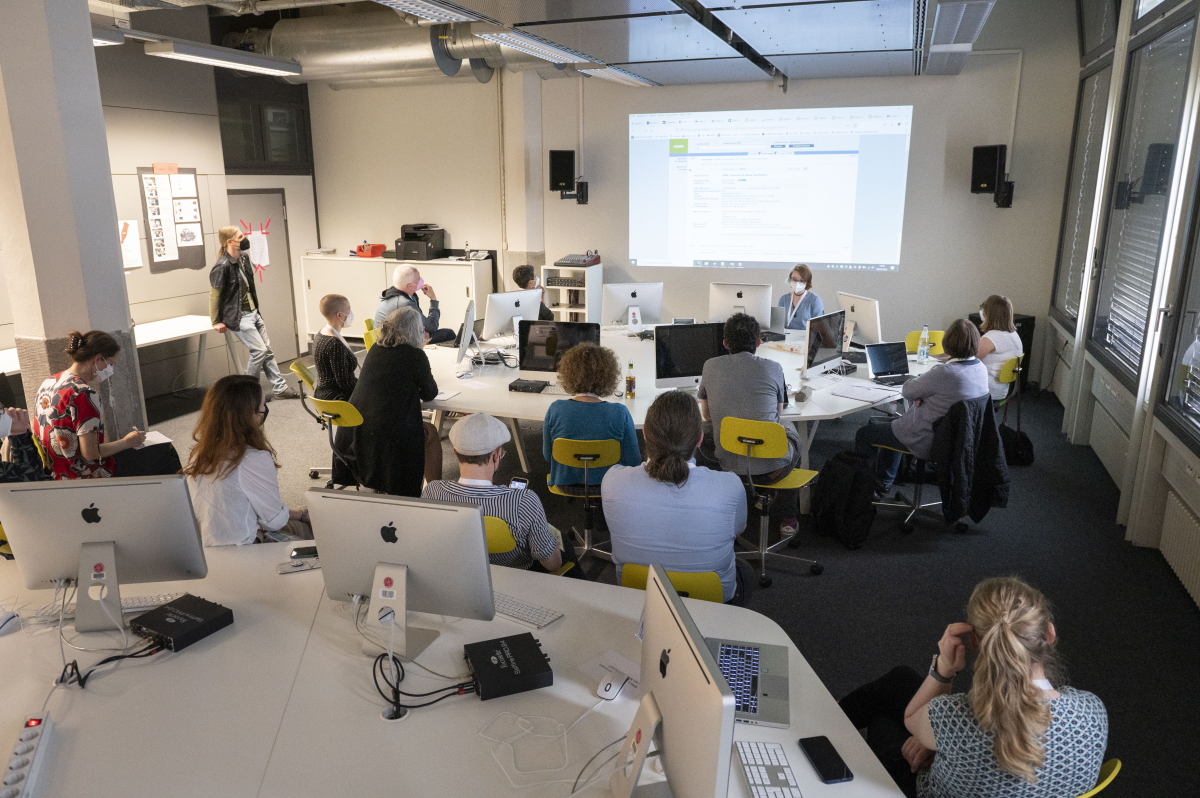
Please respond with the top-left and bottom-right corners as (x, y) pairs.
(917, 325), (930, 364)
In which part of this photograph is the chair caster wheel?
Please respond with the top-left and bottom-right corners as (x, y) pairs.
(308, 470), (320, 479)
(955, 522), (968, 534)
(759, 576), (773, 588)
(900, 523), (914, 534)
(810, 563), (824, 576)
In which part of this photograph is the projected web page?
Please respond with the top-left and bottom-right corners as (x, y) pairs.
(629, 106), (912, 271)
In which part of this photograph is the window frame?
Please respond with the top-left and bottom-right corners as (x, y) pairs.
(1085, 4), (1198, 391)
(1050, 57), (1116, 330)
(1134, 0), (1192, 34)
(1079, 0), (1121, 65)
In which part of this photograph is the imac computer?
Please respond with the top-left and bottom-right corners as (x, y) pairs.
(610, 564), (735, 798)
(602, 282), (664, 331)
(307, 488), (495, 660)
(803, 309), (847, 379)
(516, 320), (601, 384)
(837, 292), (882, 347)
(482, 289), (542, 341)
(707, 283), (773, 326)
(0, 476), (207, 633)
(455, 300), (479, 366)
(655, 322), (727, 389)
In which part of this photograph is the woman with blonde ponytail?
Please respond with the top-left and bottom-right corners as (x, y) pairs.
(601, 390), (753, 605)
(839, 576), (1107, 797)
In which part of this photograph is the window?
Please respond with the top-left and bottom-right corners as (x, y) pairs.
(1139, 0), (1172, 20)
(1089, 18), (1195, 387)
(1052, 65), (1113, 325)
(219, 100), (262, 164)
(264, 106), (304, 163)
(1158, 224), (1200, 455)
(1079, 0), (1119, 60)
(215, 72), (312, 175)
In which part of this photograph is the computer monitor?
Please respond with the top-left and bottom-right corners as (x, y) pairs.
(837, 292), (882, 346)
(655, 322), (727, 389)
(803, 309), (846, 378)
(482, 289), (542, 340)
(602, 282), (664, 329)
(517, 320), (601, 382)
(708, 283), (772, 326)
(0, 476), (207, 633)
(307, 489), (495, 660)
(610, 564), (735, 798)
(455, 299), (478, 365)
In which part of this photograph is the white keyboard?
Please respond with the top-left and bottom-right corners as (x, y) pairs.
(541, 384), (568, 395)
(22, 592), (185, 625)
(736, 741), (803, 798)
(493, 592), (564, 629)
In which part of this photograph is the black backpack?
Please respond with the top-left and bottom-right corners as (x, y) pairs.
(812, 451), (876, 549)
(998, 384), (1034, 467)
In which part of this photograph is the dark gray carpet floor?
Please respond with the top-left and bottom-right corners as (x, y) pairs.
(148, 369), (1198, 797)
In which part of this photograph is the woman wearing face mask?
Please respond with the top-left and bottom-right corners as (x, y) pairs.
(183, 375), (311, 546)
(777, 263), (824, 331)
(312, 293), (359, 402)
(32, 331), (146, 480)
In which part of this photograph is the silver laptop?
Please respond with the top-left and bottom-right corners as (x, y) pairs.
(866, 341), (916, 387)
(705, 637), (790, 727)
(769, 305), (788, 334)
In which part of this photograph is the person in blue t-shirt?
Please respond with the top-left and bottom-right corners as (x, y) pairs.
(542, 342), (641, 494)
(777, 263), (825, 330)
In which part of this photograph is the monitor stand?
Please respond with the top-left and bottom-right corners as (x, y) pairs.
(610, 692), (672, 798)
(626, 305), (644, 334)
(361, 562), (440, 660)
(75, 541), (124, 634)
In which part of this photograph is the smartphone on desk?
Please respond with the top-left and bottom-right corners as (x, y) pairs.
(798, 736), (853, 784)
(509, 477), (529, 489)
(290, 545), (318, 559)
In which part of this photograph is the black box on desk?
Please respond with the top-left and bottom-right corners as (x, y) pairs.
(464, 632), (553, 700)
(129, 594), (233, 652)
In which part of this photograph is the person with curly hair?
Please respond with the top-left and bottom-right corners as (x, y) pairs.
(542, 342), (641, 493)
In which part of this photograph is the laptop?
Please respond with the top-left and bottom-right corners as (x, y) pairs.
(866, 341), (916, 386)
(760, 306), (788, 342)
(705, 637), (790, 728)
(440, 316), (486, 348)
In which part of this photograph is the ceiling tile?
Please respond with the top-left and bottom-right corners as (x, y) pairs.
(609, 57), (770, 83)
(712, 1), (913, 55)
(525, 13), (741, 62)
(458, 0), (681, 26)
(767, 49), (914, 79)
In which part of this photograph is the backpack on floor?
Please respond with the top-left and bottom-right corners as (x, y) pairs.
(999, 387), (1034, 467)
(812, 451), (876, 549)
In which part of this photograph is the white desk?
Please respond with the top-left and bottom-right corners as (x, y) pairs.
(0, 545), (903, 798)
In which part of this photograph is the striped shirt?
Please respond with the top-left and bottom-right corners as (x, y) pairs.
(421, 480), (559, 569)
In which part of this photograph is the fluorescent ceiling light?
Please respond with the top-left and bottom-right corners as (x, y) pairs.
(144, 40), (301, 77)
(579, 67), (660, 87)
(472, 27), (596, 65)
(370, 0), (477, 23)
(92, 25), (125, 47)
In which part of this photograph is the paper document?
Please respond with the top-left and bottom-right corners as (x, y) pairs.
(831, 383), (901, 403)
(136, 431), (172, 449)
(433, 390), (460, 401)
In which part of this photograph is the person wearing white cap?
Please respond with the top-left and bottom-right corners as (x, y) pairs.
(422, 413), (571, 574)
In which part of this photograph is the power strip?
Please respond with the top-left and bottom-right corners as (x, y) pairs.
(5, 714), (53, 797)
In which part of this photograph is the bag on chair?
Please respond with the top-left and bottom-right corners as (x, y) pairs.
(812, 451), (876, 549)
(999, 384), (1034, 467)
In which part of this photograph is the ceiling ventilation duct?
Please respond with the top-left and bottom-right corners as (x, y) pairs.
(922, 0), (995, 76)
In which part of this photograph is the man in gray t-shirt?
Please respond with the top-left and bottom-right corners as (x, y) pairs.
(697, 313), (800, 477)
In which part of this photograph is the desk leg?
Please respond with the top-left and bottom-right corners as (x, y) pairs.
(798, 420), (820, 515)
(430, 409), (444, 433)
(504, 417), (530, 474)
(194, 331), (208, 390)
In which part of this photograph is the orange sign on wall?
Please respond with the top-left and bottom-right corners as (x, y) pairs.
(152, 162), (179, 175)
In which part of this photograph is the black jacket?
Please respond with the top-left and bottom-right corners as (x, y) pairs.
(209, 252), (260, 329)
(931, 395), (1010, 524)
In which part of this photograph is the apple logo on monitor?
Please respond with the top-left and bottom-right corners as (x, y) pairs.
(380, 522), (398, 543)
(514, 300), (521, 308)
(631, 291), (638, 299)
(736, 291), (744, 299)
(659, 648), (671, 678)
(82, 503), (101, 524)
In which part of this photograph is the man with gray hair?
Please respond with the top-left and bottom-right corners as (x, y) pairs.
(375, 264), (455, 344)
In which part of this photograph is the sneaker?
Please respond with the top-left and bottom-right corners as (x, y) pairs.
(780, 518), (799, 539)
(274, 387), (301, 400)
(873, 481), (893, 501)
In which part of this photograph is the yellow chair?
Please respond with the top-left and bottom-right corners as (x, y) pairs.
(300, 393), (364, 489)
(363, 317), (375, 333)
(291, 362), (332, 482)
(997, 354), (1024, 404)
(719, 417), (822, 587)
(904, 330), (945, 357)
(547, 438), (621, 563)
(1076, 759), (1121, 798)
(363, 328), (378, 351)
(484, 516), (575, 576)
(619, 563), (723, 603)
(0, 522), (11, 560)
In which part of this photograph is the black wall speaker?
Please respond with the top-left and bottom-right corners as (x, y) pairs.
(549, 150), (575, 192)
(971, 145), (1007, 194)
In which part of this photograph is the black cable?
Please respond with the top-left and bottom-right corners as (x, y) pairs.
(371, 652), (474, 712)
(78, 644), (163, 688)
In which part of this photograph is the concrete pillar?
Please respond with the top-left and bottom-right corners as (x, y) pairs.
(0, 0), (147, 432)
(498, 69), (546, 288)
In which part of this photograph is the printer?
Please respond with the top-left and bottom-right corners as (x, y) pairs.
(397, 224), (446, 261)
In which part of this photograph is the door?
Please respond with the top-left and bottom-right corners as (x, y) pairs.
(226, 189), (300, 364)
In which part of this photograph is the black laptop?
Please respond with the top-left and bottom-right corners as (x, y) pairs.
(865, 341), (916, 387)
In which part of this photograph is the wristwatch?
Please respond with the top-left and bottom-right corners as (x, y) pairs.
(929, 653), (954, 684)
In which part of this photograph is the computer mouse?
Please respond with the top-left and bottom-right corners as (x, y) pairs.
(0, 610), (18, 637)
(596, 675), (629, 700)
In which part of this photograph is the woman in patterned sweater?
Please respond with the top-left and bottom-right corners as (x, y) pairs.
(839, 577), (1108, 797)
(312, 294), (358, 402)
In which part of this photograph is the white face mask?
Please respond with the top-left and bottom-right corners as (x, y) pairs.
(95, 358), (114, 383)
(791, 281), (806, 294)
(344, 310), (355, 326)
(0, 413), (11, 438)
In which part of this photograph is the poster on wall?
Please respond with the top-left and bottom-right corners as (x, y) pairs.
(118, 220), (142, 269)
(137, 166), (206, 273)
(246, 230), (270, 268)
